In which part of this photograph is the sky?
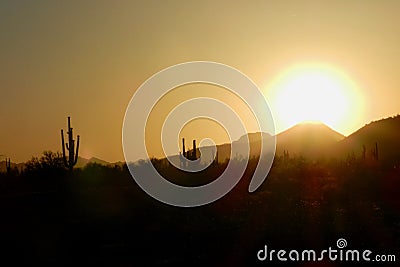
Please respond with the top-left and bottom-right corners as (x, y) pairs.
(1, 1), (400, 163)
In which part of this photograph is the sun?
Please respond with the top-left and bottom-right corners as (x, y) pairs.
(264, 64), (364, 135)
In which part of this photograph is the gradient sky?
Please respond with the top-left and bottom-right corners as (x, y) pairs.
(1, 1), (400, 162)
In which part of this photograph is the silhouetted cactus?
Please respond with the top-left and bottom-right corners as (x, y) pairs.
(61, 117), (80, 170)
(5, 158), (11, 173)
(372, 142), (379, 161)
(192, 140), (197, 160)
(182, 138), (186, 158)
(181, 138), (198, 161)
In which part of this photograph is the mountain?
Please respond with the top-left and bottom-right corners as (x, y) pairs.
(210, 132), (274, 162)
(337, 115), (400, 165)
(76, 157), (112, 168)
(2, 116), (399, 171)
(212, 123), (344, 162)
(0, 157), (113, 173)
(276, 122), (345, 159)
(178, 117), (400, 164)
(236, 132), (273, 144)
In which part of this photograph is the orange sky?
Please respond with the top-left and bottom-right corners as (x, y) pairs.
(1, 1), (400, 162)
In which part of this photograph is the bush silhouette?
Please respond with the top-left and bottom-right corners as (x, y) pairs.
(0, 149), (399, 265)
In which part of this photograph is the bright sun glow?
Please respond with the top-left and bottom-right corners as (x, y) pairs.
(265, 64), (364, 135)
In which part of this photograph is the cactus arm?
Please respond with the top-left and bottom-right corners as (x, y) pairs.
(6, 158), (11, 172)
(61, 129), (69, 167)
(73, 135), (80, 165)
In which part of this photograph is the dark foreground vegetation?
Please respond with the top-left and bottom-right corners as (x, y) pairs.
(0, 151), (399, 266)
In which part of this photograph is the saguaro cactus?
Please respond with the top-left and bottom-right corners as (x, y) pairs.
(362, 145), (366, 160)
(372, 142), (379, 161)
(5, 158), (11, 173)
(181, 138), (198, 160)
(192, 140), (197, 160)
(61, 117), (80, 170)
(182, 138), (186, 157)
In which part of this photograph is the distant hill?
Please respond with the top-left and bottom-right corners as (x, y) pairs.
(0, 156), (114, 173)
(2, 115), (399, 172)
(76, 157), (112, 168)
(337, 115), (400, 165)
(236, 132), (273, 144)
(211, 123), (344, 161)
(211, 132), (274, 162)
(276, 122), (345, 159)
(212, 117), (400, 164)
(197, 118), (400, 164)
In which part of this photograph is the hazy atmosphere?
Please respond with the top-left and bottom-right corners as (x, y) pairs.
(1, 2), (400, 266)
(1, 1), (400, 162)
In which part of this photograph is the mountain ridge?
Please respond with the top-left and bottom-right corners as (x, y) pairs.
(2, 115), (399, 170)
(202, 116), (400, 163)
